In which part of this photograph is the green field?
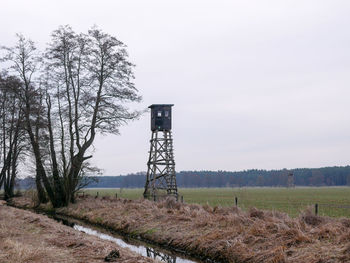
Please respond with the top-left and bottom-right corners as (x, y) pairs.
(82, 187), (350, 218)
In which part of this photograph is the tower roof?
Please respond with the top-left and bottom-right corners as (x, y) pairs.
(148, 104), (174, 108)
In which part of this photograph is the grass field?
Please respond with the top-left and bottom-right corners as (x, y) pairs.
(82, 187), (350, 218)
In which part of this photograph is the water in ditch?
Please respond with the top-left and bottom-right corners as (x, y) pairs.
(53, 215), (203, 263)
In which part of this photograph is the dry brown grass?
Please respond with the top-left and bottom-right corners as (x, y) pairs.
(11, 195), (350, 263)
(0, 201), (155, 263)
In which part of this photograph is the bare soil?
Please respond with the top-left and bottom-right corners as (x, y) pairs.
(0, 200), (155, 263)
(11, 195), (350, 263)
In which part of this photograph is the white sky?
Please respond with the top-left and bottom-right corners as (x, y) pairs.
(1, 1), (350, 175)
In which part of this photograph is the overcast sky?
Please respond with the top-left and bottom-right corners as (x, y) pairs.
(1, 1), (350, 175)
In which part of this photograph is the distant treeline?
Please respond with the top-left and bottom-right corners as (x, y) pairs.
(16, 166), (350, 189)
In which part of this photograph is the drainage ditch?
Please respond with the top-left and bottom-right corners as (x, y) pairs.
(52, 214), (204, 263)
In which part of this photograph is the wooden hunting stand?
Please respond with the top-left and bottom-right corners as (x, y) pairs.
(143, 104), (178, 200)
(287, 172), (294, 188)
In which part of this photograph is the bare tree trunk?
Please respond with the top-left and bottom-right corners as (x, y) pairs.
(0, 151), (11, 194)
(46, 94), (65, 206)
(24, 97), (49, 204)
(57, 86), (67, 177)
(9, 145), (19, 197)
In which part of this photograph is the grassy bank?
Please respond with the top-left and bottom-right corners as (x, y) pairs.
(0, 200), (154, 263)
(11, 196), (350, 263)
(82, 187), (350, 217)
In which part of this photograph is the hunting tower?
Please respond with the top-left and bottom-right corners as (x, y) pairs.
(143, 104), (178, 199)
(287, 172), (294, 188)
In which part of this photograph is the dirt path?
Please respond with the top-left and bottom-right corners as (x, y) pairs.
(0, 200), (155, 263)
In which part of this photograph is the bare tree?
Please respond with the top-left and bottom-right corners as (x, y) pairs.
(2, 35), (58, 204)
(0, 73), (26, 199)
(43, 25), (141, 204)
(1, 26), (141, 207)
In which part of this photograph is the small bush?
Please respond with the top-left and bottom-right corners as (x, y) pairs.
(249, 207), (265, 219)
(300, 208), (324, 226)
(165, 197), (181, 209)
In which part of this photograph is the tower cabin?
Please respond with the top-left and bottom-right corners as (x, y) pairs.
(149, 104), (174, 131)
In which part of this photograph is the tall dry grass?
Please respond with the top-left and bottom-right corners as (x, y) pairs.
(12, 195), (350, 262)
(67, 196), (350, 262)
(0, 201), (156, 263)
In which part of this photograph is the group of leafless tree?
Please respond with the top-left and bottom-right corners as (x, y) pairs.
(0, 26), (140, 207)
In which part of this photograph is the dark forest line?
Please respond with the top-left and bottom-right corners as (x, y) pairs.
(17, 166), (350, 189)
